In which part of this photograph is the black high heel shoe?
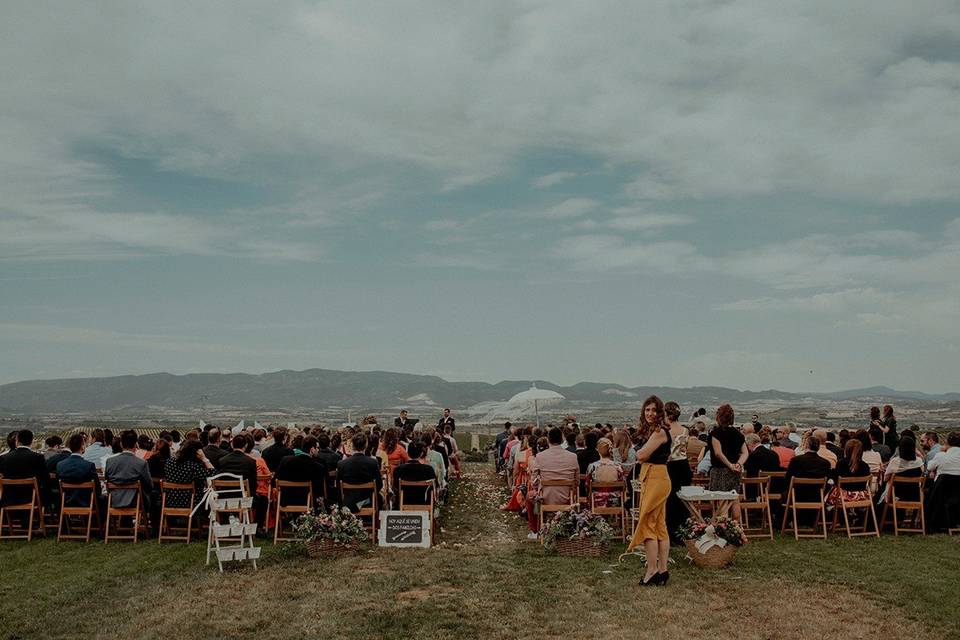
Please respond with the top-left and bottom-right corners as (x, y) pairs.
(656, 571), (670, 586)
(640, 572), (662, 586)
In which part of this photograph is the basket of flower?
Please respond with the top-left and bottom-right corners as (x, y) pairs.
(677, 516), (746, 568)
(293, 507), (369, 558)
(540, 507), (615, 557)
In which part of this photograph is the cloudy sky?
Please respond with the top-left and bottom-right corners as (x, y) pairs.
(1, 1), (959, 392)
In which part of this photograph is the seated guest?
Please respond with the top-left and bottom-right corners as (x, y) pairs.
(242, 435), (272, 502)
(824, 431), (843, 460)
(163, 440), (216, 508)
(220, 434), (269, 527)
(218, 435), (260, 498)
(921, 432), (942, 467)
(338, 432), (383, 512)
(526, 427), (579, 541)
(835, 439), (872, 491)
(275, 435), (326, 507)
(104, 430), (153, 512)
(393, 441), (437, 506)
(775, 426), (797, 450)
(421, 431), (448, 492)
(381, 428), (410, 477)
(744, 433), (780, 497)
(44, 435), (70, 471)
(0, 429), (50, 508)
(202, 428), (228, 468)
(56, 433), (102, 510)
(577, 430), (601, 496)
(929, 431), (960, 480)
(262, 427), (295, 472)
(147, 439), (171, 479)
(813, 429), (838, 469)
(855, 429), (883, 474)
(81, 428), (112, 470)
(878, 434), (924, 505)
(784, 436), (831, 504)
(869, 426), (892, 463)
(314, 433), (341, 503)
(586, 437), (624, 507)
(884, 434), (924, 481)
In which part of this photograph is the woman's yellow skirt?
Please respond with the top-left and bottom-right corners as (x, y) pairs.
(627, 463), (670, 550)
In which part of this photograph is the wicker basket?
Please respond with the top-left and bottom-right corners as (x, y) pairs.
(306, 538), (360, 558)
(684, 540), (736, 568)
(554, 537), (610, 557)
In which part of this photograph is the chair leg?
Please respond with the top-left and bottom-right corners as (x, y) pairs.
(893, 504), (899, 536)
(819, 507), (827, 539)
(26, 506), (35, 542)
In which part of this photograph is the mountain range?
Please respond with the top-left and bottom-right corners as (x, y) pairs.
(0, 369), (957, 414)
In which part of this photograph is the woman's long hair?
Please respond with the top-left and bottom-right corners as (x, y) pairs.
(638, 395), (665, 438)
(383, 427), (401, 454)
(844, 438), (863, 474)
(176, 439), (203, 463)
(611, 430), (632, 462)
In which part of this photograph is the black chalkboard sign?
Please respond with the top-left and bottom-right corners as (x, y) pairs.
(378, 511), (430, 547)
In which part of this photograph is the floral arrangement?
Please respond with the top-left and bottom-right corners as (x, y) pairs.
(539, 506), (615, 550)
(676, 516), (747, 548)
(292, 506), (369, 546)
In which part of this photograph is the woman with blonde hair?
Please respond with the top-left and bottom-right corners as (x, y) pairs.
(586, 437), (625, 508)
(627, 395), (673, 586)
(663, 401), (691, 540)
(610, 430), (637, 479)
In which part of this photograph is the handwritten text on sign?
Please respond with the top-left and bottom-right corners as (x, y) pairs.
(378, 511), (431, 548)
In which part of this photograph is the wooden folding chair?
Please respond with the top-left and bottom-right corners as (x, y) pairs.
(780, 477), (827, 540)
(157, 481), (196, 543)
(830, 476), (879, 538)
(880, 475), (926, 535)
(399, 479), (435, 541)
(340, 481), (378, 535)
(537, 478), (578, 536)
(273, 480), (312, 543)
(104, 482), (148, 543)
(323, 470), (338, 506)
(44, 472), (61, 535)
(739, 477), (773, 540)
(0, 478), (44, 541)
(588, 479), (627, 540)
(57, 481), (100, 542)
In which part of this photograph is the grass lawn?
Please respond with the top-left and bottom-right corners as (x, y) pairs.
(1, 463), (958, 640)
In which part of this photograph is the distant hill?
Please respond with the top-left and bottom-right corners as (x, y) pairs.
(0, 368), (956, 414)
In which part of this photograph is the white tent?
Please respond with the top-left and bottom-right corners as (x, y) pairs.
(483, 384), (565, 427)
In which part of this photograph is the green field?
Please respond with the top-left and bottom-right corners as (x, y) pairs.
(1, 463), (958, 640)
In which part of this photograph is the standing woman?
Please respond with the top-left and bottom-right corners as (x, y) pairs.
(663, 401), (691, 541)
(627, 395), (672, 587)
(708, 404), (747, 521)
(880, 405), (898, 454)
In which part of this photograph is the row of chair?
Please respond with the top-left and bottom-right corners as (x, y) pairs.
(0, 474), (440, 544)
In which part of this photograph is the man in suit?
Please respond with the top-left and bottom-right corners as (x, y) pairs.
(394, 410), (413, 430)
(275, 435), (326, 507)
(202, 428), (228, 468)
(337, 432), (383, 512)
(217, 435), (259, 498)
(262, 427), (295, 472)
(744, 433), (780, 499)
(55, 433), (102, 511)
(437, 408), (455, 432)
(784, 436), (831, 511)
(526, 427), (579, 540)
(0, 429), (49, 508)
(314, 433), (341, 504)
(218, 434), (268, 528)
(393, 441), (436, 506)
(104, 430), (153, 512)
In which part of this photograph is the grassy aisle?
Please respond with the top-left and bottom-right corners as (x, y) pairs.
(0, 463), (957, 640)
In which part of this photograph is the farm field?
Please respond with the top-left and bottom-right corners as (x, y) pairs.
(1, 463), (958, 640)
